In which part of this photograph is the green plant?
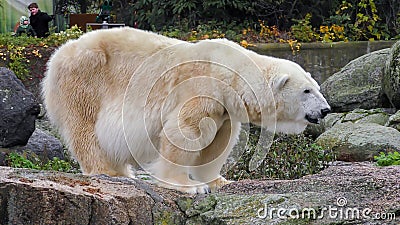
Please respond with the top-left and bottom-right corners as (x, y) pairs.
(7, 44), (29, 80)
(44, 25), (84, 46)
(354, 0), (381, 40)
(6, 152), (79, 173)
(42, 157), (75, 172)
(225, 126), (336, 181)
(6, 152), (41, 170)
(374, 151), (400, 166)
(290, 13), (318, 42)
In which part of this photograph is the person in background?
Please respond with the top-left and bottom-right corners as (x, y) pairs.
(16, 16), (36, 37)
(28, 3), (53, 38)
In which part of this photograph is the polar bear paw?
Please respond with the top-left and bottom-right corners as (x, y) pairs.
(154, 175), (212, 194)
(157, 181), (211, 194)
(179, 184), (212, 194)
(208, 176), (234, 192)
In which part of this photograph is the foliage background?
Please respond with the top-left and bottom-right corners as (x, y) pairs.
(52, 0), (400, 41)
(1, 0), (399, 42)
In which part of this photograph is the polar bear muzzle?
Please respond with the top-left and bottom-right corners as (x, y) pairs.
(305, 107), (331, 124)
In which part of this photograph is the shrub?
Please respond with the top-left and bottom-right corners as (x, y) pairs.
(131, 0), (258, 31)
(326, 0), (391, 41)
(225, 125), (336, 181)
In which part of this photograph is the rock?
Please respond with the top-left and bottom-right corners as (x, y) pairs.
(305, 108), (392, 138)
(0, 168), (187, 225)
(1, 163), (399, 224)
(321, 49), (391, 112)
(357, 112), (390, 125)
(316, 122), (400, 161)
(383, 40), (400, 108)
(0, 67), (40, 147)
(8, 128), (65, 163)
(217, 162), (400, 224)
(386, 110), (400, 131)
(344, 108), (391, 125)
(0, 148), (9, 166)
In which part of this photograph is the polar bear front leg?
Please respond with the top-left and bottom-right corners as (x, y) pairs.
(190, 120), (241, 192)
(148, 97), (231, 193)
(149, 132), (212, 194)
(147, 115), (215, 194)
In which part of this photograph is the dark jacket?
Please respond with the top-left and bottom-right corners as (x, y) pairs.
(29, 10), (52, 38)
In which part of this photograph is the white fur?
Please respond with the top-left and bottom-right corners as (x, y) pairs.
(42, 27), (330, 193)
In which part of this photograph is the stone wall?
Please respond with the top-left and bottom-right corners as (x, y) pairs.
(250, 41), (396, 83)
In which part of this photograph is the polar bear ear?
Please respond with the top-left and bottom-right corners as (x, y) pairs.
(306, 72), (321, 90)
(272, 74), (289, 90)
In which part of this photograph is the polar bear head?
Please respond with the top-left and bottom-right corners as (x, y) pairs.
(267, 59), (331, 133)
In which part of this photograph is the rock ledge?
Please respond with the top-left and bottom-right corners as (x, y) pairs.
(0, 163), (399, 224)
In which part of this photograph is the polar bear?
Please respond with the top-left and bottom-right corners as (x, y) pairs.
(42, 27), (330, 193)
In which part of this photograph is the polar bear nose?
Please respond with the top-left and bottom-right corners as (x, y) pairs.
(321, 108), (331, 117)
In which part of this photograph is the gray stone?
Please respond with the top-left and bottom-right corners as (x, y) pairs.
(321, 49), (391, 112)
(344, 108), (390, 125)
(383, 40), (400, 108)
(386, 110), (400, 131)
(3, 162), (398, 224)
(0, 67), (40, 147)
(357, 113), (389, 125)
(9, 128), (65, 163)
(316, 122), (400, 161)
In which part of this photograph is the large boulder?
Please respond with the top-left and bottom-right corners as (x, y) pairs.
(316, 122), (400, 161)
(383, 40), (400, 108)
(0, 67), (40, 147)
(321, 49), (390, 112)
(1, 163), (399, 224)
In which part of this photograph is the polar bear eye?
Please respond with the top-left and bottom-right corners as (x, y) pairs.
(304, 89), (311, 94)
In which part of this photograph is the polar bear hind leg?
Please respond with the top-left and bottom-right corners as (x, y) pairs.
(43, 41), (132, 178)
(71, 129), (129, 176)
(60, 107), (133, 177)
